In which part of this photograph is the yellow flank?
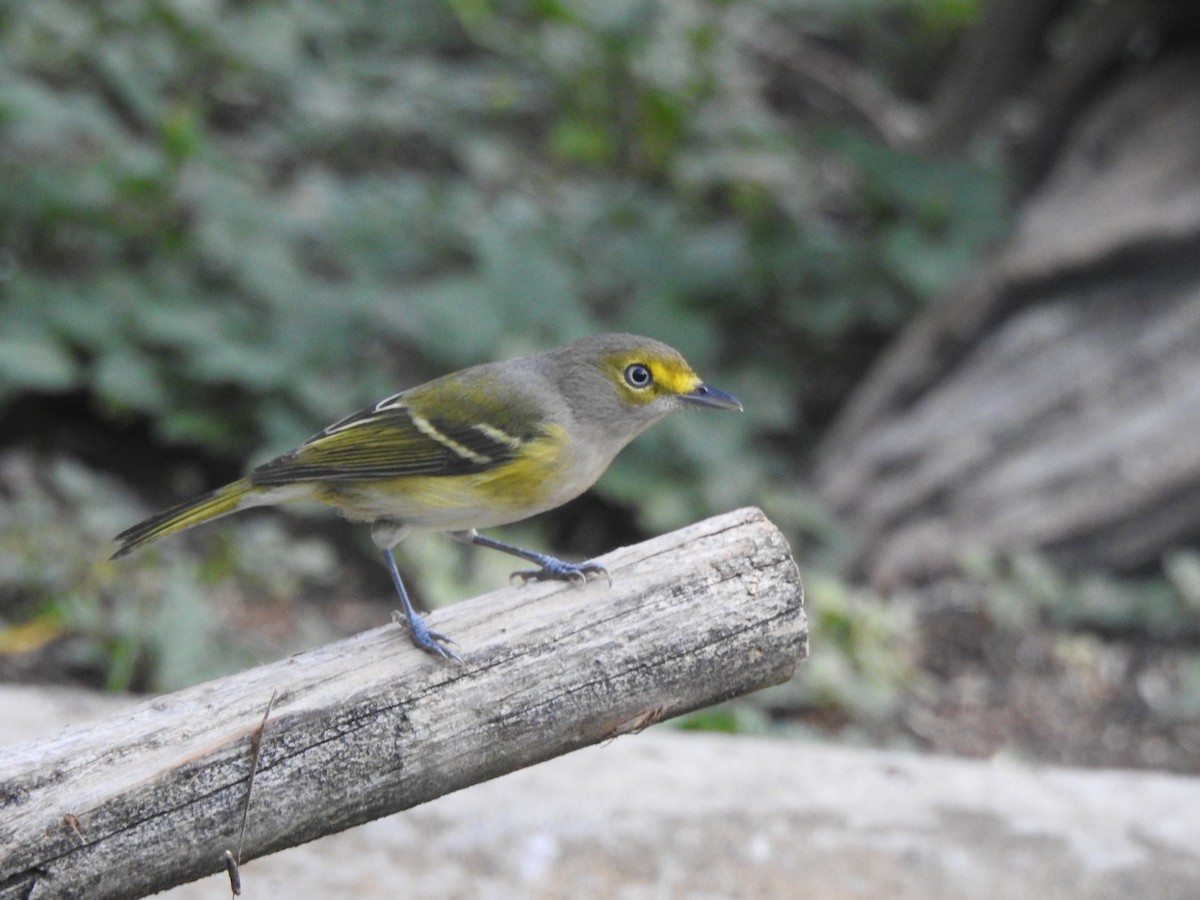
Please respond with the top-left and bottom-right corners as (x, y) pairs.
(470, 427), (573, 508)
(317, 424), (575, 530)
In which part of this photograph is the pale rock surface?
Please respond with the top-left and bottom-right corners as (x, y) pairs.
(3, 685), (1198, 899)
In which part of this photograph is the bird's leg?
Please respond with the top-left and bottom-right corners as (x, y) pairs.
(382, 547), (461, 662)
(462, 531), (611, 587)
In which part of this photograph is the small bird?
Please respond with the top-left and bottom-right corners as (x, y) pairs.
(112, 333), (742, 660)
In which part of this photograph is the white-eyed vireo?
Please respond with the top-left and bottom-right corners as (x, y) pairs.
(112, 333), (742, 660)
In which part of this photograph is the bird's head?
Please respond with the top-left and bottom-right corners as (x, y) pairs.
(548, 333), (741, 444)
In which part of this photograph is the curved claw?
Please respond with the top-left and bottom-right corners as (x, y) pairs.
(390, 610), (462, 663)
(510, 559), (611, 587)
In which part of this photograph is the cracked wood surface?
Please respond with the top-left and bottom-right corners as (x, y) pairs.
(0, 508), (805, 900)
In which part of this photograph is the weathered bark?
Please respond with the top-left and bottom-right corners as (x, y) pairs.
(815, 50), (1200, 586)
(0, 508), (805, 900)
(922, 0), (1200, 186)
(922, 0), (1070, 158)
(8, 690), (1200, 900)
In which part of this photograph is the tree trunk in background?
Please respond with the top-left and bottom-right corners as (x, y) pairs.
(814, 48), (1200, 587)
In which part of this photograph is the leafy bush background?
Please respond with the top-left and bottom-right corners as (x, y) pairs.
(0, 0), (1005, 699)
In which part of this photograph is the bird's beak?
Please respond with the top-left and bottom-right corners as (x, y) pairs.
(679, 383), (743, 412)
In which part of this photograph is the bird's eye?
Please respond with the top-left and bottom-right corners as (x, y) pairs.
(624, 363), (653, 389)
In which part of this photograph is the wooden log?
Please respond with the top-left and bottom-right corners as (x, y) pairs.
(0, 508), (805, 900)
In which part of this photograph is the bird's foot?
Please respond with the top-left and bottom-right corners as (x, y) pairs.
(390, 610), (462, 662)
(509, 558), (612, 587)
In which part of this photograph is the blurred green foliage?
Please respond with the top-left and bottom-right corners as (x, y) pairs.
(967, 550), (1200, 643)
(0, 451), (342, 691)
(0, 0), (1006, 695)
(673, 572), (920, 738)
(0, 0), (1002, 483)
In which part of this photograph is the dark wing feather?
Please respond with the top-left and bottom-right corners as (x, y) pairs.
(250, 373), (544, 486)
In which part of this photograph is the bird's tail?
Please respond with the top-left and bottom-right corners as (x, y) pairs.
(111, 478), (261, 559)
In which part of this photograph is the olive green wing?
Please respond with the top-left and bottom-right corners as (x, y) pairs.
(249, 371), (545, 486)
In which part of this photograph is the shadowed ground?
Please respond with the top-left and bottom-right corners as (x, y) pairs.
(7, 684), (1197, 900)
